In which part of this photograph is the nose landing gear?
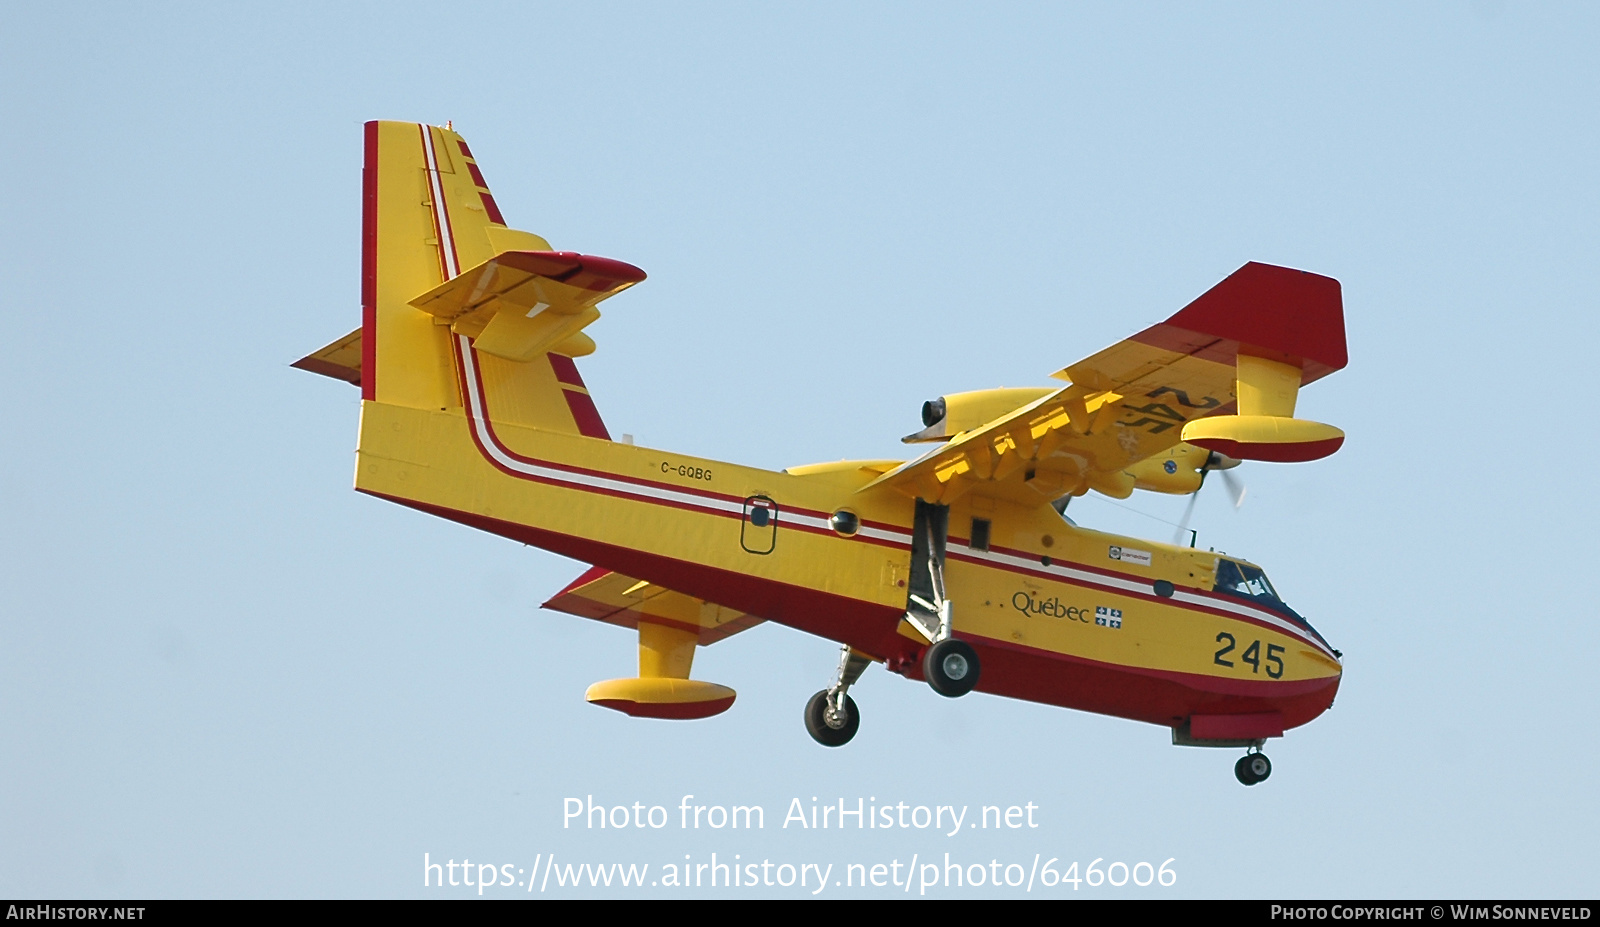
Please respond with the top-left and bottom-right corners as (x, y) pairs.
(804, 689), (859, 747)
(804, 644), (872, 747)
(1234, 750), (1272, 786)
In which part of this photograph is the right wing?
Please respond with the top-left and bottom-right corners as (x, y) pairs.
(861, 262), (1346, 504)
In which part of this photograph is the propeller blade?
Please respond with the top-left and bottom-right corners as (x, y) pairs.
(1172, 490), (1200, 546)
(1221, 468), (1247, 509)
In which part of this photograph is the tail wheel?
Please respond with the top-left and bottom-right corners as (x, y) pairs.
(923, 639), (980, 698)
(804, 689), (859, 747)
(1235, 753), (1272, 785)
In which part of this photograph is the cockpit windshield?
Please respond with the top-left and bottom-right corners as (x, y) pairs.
(1213, 559), (1331, 645)
(1215, 559), (1292, 612)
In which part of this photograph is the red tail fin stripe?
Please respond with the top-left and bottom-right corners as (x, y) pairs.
(361, 121), (379, 401)
(480, 192), (506, 225)
(547, 353), (586, 387)
(562, 388), (611, 440)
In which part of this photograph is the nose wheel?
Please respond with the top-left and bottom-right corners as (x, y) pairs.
(804, 689), (859, 747)
(1234, 751), (1272, 786)
(804, 644), (872, 747)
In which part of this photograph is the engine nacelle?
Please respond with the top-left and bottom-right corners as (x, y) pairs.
(903, 387), (1056, 443)
(1125, 445), (1207, 494)
(1122, 444), (1243, 495)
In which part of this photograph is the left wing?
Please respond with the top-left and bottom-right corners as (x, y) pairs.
(542, 567), (765, 646)
(862, 262), (1346, 505)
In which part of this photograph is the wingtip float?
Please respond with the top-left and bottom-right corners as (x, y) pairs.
(296, 121), (1348, 786)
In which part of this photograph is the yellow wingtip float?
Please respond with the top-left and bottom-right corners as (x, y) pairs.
(297, 122), (1350, 785)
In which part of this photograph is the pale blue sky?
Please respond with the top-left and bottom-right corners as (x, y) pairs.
(2, 2), (1596, 898)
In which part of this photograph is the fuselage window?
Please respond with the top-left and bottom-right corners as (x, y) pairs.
(969, 518), (991, 551)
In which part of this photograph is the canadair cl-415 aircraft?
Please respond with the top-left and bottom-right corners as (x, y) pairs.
(296, 121), (1347, 786)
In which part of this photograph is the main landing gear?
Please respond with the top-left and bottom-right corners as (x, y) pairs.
(904, 499), (981, 698)
(804, 499), (983, 746)
(923, 638), (979, 697)
(804, 644), (871, 747)
(1235, 750), (1272, 786)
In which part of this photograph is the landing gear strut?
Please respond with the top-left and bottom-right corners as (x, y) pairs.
(1234, 750), (1272, 786)
(804, 644), (871, 747)
(903, 500), (982, 697)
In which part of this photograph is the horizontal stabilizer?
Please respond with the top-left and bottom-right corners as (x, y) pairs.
(410, 250), (645, 362)
(292, 328), (363, 386)
(543, 567), (764, 646)
(411, 250), (645, 320)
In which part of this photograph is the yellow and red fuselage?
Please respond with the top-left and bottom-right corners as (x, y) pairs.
(328, 121), (1340, 741)
(358, 342), (1340, 737)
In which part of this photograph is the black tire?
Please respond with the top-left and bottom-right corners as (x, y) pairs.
(1235, 753), (1271, 786)
(804, 689), (858, 747)
(923, 639), (981, 698)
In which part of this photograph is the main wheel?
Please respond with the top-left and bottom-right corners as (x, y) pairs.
(923, 639), (980, 698)
(1235, 753), (1272, 786)
(804, 689), (859, 747)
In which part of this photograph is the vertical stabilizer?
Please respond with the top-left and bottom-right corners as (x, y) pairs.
(357, 121), (623, 437)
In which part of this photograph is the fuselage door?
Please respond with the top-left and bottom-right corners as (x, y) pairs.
(741, 495), (778, 554)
